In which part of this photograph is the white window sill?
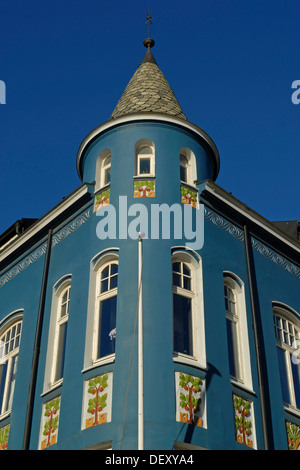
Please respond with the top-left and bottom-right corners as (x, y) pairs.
(173, 354), (206, 371)
(283, 403), (300, 418)
(41, 379), (63, 397)
(230, 378), (256, 397)
(0, 410), (11, 422)
(81, 355), (115, 374)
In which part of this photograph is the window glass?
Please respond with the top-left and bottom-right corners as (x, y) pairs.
(0, 320), (22, 415)
(180, 154), (188, 183)
(173, 294), (192, 356)
(277, 346), (290, 404)
(226, 318), (241, 379)
(97, 296), (117, 359)
(95, 260), (118, 362)
(139, 158), (151, 175)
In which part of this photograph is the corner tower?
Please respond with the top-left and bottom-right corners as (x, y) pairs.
(75, 36), (221, 451)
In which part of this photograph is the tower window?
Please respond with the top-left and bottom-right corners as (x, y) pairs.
(95, 149), (112, 192)
(180, 154), (188, 183)
(135, 141), (155, 177)
(102, 155), (111, 186)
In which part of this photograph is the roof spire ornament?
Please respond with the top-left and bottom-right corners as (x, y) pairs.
(143, 4), (155, 49)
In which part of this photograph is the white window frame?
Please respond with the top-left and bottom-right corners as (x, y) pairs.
(172, 248), (206, 369)
(273, 303), (300, 411)
(135, 140), (155, 177)
(92, 260), (118, 364)
(224, 273), (253, 391)
(43, 275), (71, 393)
(0, 314), (23, 418)
(83, 250), (119, 371)
(179, 147), (197, 187)
(95, 149), (111, 192)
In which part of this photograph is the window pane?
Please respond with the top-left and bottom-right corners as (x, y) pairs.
(290, 353), (300, 409)
(101, 267), (109, 279)
(183, 276), (191, 291)
(110, 274), (118, 290)
(98, 296), (117, 359)
(139, 158), (151, 174)
(101, 278), (109, 293)
(0, 362), (7, 414)
(182, 264), (190, 276)
(111, 263), (118, 276)
(172, 262), (180, 273)
(6, 355), (18, 411)
(277, 347), (290, 404)
(104, 156), (111, 166)
(139, 146), (152, 155)
(104, 167), (111, 185)
(180, 165), (187, 183)
(226, 318), (241, 379)
(54, 323), (68, 382)
(173, 294), (193, 356)
(172, 272), (181, 288)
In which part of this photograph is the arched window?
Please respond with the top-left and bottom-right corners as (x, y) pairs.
(0, 316), (22, 417)
(223, 273), (252, 388)
(171, 249), (205, 366)
(179, 148), (197, 186)
(94, 258), (118, 362)
(44, 276), (71, 391)
(180, 154), (188, 183)
(135, 141), (155, 177)
(95, 149), (111, 192)
(273, 304), (300, 410)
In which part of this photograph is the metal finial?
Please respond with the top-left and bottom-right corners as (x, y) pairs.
(144, 4), (155, 49)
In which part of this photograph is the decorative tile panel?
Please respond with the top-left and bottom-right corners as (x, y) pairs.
(133, 180), (155, 198)
(39, 396), (61, 450)
(94, 188), (110, 212)
(181, 185), (198, 209)
(82, 372), (113, 430)
(233, 394), (256, 449)
(175, 372), (206, 428)
(286, 420), (300, 450)
(0, 424), (10, 450)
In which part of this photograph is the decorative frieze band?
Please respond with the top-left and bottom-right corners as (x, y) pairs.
(0, 210), (91, 288)
(204, 208), (300, 279)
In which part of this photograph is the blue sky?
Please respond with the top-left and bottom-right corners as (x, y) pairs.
(0, 0), (299, 236)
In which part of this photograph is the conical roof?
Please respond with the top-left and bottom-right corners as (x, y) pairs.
(109, 40), (187, 121)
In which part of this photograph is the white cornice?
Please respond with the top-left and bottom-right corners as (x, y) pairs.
(76, 113), (220, 180)
(0, 184), (89, 262)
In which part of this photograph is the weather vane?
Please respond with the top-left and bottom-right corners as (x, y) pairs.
(145, 4), (153, 39)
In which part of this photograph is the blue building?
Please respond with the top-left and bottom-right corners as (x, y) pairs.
(0, 37), (299, 451)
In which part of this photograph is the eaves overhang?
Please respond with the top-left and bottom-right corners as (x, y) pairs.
(0, 184), (92, 268)
(76, 113), (220, 182)
(199, 180), (300, 264)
